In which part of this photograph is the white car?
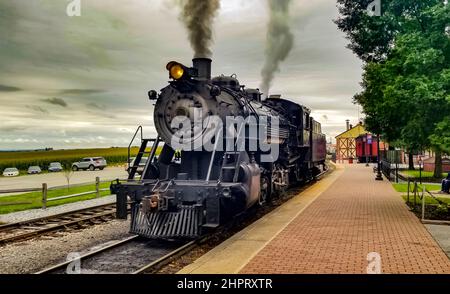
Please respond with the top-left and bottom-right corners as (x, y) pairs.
(3, 167), (19, 177)
(72, 157), (107, 171)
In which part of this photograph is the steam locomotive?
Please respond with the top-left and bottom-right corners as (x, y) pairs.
(111, 58), (326, 239)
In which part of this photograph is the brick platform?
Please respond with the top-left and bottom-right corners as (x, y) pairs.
(240, 164), (450, 274)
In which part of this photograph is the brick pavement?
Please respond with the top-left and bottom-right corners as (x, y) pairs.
(240, 164), (450, 274)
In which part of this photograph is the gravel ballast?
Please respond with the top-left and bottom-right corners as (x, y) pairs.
(0, 219), (132, 274)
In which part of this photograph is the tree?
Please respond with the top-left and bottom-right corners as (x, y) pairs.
(336, 0), (450, 177)
(335, 0), (443, 62)
(63, 163), (74, 191)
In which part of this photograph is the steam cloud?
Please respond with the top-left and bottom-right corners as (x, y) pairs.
(180, 0), (221, 58)
(261, 0), (294, 97)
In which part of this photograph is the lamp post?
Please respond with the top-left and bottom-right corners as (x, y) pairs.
(366, 134), (372, 167)
(418, 157), (423, 185)
(375, 134), (383, 181)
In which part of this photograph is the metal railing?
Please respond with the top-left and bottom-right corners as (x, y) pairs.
(127, 125), (143, 171)
(406, 178), (450, 225)
(381, 160), (395, 181)
(0, 177), (111, 209)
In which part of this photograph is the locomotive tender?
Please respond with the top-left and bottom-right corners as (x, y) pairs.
(111, 58), (326, 239)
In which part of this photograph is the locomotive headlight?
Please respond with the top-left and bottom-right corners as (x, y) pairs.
(166, 61), (185, 80)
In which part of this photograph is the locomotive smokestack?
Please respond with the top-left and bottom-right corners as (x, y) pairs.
(193, 58), (212, 80)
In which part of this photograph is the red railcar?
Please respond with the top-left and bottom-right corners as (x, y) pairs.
(356, 134), (378, 163)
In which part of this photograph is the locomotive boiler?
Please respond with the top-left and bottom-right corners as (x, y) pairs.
(111, 58), (327, 239)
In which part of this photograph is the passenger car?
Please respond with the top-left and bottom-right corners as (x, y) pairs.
(3, 168), (19, 177)
(72, 157), (107, 171)
(48, 162), (63, 172)
(27, 166), (42, 174)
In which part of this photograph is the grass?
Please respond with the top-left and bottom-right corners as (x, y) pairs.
(401, 170), (446, 179)
(394, 182), (450, 206)
(0, 146), (162, 175)
(0, 182), (111, 214)
(394, 183), (450, 221)
(401, 195), (450, 205)
(392, 183), (442, 193)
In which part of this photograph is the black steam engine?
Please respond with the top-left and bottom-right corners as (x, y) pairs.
(111, 58), (326, 239)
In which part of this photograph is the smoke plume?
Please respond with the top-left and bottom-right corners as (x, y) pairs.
(179, 0), (220, 58)
(261, 0), (294, 97)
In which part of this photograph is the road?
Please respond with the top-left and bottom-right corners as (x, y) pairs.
(0, 167), (128, 191)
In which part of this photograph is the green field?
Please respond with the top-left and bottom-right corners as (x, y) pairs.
(0, 147), (146, 174)
(0, 182), (111, 214)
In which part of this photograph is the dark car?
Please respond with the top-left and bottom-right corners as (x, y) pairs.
(48, 162), (63, 172)
(27, 166), (42, 174)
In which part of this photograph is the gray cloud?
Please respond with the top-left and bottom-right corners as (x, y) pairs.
(0, 125), (28, 132)
(42, 97), (68, 107)
(59, 89), (105, 95)
(0, 84), (22, 92)
(87, 102), (104, 110)
(0, 0), (363, 149)
(26, 105), (49, 114)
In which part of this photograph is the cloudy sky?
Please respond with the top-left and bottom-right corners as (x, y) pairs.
(0, 0), (363, 150)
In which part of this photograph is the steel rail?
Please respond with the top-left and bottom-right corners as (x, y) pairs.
(35, 235), (139, 274)
(0, 203), (117, 245)
(132, 240), (198, 274)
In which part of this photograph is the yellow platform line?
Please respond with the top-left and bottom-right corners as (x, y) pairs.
(178, 165), (345, 274)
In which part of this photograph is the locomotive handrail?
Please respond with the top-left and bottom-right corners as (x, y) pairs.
(141, 137), (160, 180)
(233, 122), (246, 183)
(206, 127), (223, 183)
(242, 96), (259, 120)
(128, 126), (143, 171)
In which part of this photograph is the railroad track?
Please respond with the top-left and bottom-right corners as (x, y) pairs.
(35, 168), (333, 274)
(0, 203), (118, 246)
(36, 235), (199, 274)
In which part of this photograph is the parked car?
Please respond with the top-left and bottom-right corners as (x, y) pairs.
(48, 162), (63, 172)
(27, 166), (42, 174)
(3, 167), (19, 177)
(72, 157), (107, 171)
(126, 157), (148, 175)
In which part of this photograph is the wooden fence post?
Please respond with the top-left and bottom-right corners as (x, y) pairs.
(42, 183), (47, 209)
(95, 177), (100, 198)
